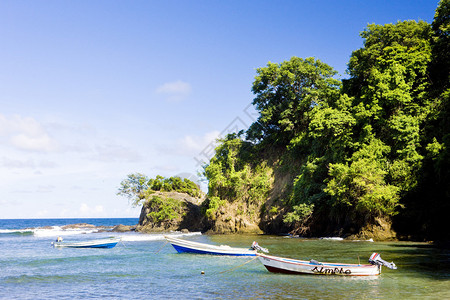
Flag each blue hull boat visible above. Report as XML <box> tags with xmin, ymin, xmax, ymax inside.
<box><xmin>165</xmin><ymin>236</ymin><xmax>257</xmax><ymax>256</ymax></box>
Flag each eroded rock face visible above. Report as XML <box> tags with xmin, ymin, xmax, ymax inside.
<box><xmin>205</xmin><ymin>218</ymin><xmax>262</xmax><ymax>234</ymax></box>
<box><xmin>346</xmin><ymin>218</ymin><xmax>397</xmax><ymax>241</ymax></box>
<box><xmin>135</xmin><ymin>190</ymin><xmax>397</xmax><ymax>240</ymax></box>
<box><xmin>203</xmin><ymin>201</ymin><xmax>263</xmax><ymax>234</ymax></box>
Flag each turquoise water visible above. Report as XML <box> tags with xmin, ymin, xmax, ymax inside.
<box><xmin>0</xmin><ymin>219</ymin><xmax>449</xmax><ymax>299</ymax></box>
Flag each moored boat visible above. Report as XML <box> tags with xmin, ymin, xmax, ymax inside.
<box><xmin>164</xmin><ymin>236</ymin><xmax>259</xmax><ymax>256</ymax></box>
<box><xmin>257</xmin><ymin>252</ymin><xmax>396</xmax><ymax>276</ymax></box>
<box><xmin>52</xmin><ymin>237</ymin><xmax>121</xmax><ymax>249</ymax></box>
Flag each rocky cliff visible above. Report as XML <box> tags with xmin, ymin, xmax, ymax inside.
<box><xmin>136</xmin><ymin>191</ymin><xmax>206</xmax><ymax>233</ymax></box>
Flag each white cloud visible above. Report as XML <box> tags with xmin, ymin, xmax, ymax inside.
<box><xmin>156</xmin><ymin>80</ymin><xmax>192</xmax><ymax>102</ymax></box>
<box><xmin>0</xmin><ymin>157</ymin><xmax>58</xmax><ymax>170</ymax></box>
<box><xmin>95</xmin><ymin>205</ymin><xmax>104</xmax><ymax>213</ymax></box>
<box><xmin>59</xmin><ymin>209</ymin><xmax>70</xmax><ymax>217</ymax></box>
<box><xmin>10</xmin><ymin>133</ymin><xmax>57</xmax><ymax>152</ymax></box>
<box><xmin>36</xmin><ymin>185</ymin><xmax>55</xmax><ymax>193</ymax></box>
<box><xmin>0</xmin><ymin>113</ymin><xmax>142</xmax><ymax>166</ymax></box>
<box><xmin>79</xmin><ymin>203</ymin><xmax>89</xmax><ymax>213</ymax></box>
<box><xmin>36</xmin><ymin>210</ymin><xmax>49</xmax><ymax>217</ymax></box>
<box><xmin>180</xmin><ymin>130</ymin><xmax>220</xmax><ymax>154</ymax></box>
<box><xmin>39</xmin><ymin>160</ymin><xmax>58</xmax><ymax>168</ymax></box>
<box><xmin>0</xmin><ymin>113</ymin><xmax>58</xmax><ymax>152</ymax></box>
<box><xmin>1</xmin><ymin>157</ymin><xmax>35</xmax><ymax>169</ymax></box>
<box><xmin>91</xmin><ymin>144</ymin><xmax>143</xmax><ymax>163</ymax></box>
<box><xmin>79</xmin><ymin>203</ymin><xmax>104</xmax><ymax>215</ymax></box>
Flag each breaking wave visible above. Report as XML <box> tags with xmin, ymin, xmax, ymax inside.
<box><xmin>119</xmin><ymin>231</ymin><xmax>202</xmax><ymax>242</ymax></box>
<box><xmin>0</xmin><ymin>229</ymin><xmax>34</xmax><ymax>236</ymax></box>
<box><xmin>0</xmin><ymin>225</ymin><xmax>103</xmax><ymax>237</ymax></box>
<box><xmin>0</xmin><ymin>225</ymin><xmax>202</xmax><ymax>241</ymax></box>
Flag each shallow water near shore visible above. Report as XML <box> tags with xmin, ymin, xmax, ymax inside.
<box><xmin>0</xmin><ymin>219</ymin><xmax>449</xmax><ymax>299</ymax></box>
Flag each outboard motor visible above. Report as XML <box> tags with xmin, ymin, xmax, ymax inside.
<box><xmin>251</xmin><ymin>241</ymin><xmax>269</xmax><ymax>253</ymax></box>
<box><xmin>369</xmin><ymin>252</ymin><xmax>397</xmax><ymax>269</ymax></box>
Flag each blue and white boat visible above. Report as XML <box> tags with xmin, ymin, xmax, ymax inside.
<box><xmin>165</xmin><ymin>236</ymin><xmax>259</xmax><ymax>256</ymax></box>
<box><xmin>52</xmin><ymin>237</ymin><xmax>121</xmax><ymax>249</ymax></box>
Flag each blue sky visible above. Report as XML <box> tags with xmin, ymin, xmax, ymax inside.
<box><xmin>0</xmin><ymin>0</ymin><xmax>438</xmax><ymax>219</ymax></box>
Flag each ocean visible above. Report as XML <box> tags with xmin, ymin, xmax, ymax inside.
<box><xmin>0</xmin><ymin>218</ymin><xmax>448</xmax><ymax>299</ymax></box>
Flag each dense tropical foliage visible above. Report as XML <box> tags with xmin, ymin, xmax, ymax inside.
<box><xmin>203</xmin><ymin>1</ymin><xmax>449</xmax><ymax>241</ymax></box>
<box><xmin>118</xmin><ymin>1</ymin><xmax>449</xmax><ymax>241</ymax></box>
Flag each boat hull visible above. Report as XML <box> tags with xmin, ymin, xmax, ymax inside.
<box><xmin>257</xmin><ymin>253</ymin><xmax>380</xmax><ymax>276</ymax></box>
<box><xmin>165</xmin><ymin>236</ymin><xmax>256</xmax><ymax>256</ymax></box>
<box><xmin>52</xmin><ymin>238</ymin><xmax>121</xmax><ymax>249</ymax></box>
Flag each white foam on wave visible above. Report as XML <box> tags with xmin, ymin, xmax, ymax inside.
<box><xmin>32</xmin><ymin>226</ymin><xmax>99</xmax><ymax>237</ymax></box>
<box><xmin>0</xmin><ymin>229</ymin><xmax>33</xmax><ymax>234</ymax></box>
<box><xmin>119</xmin><ymin>231</ymin><xmax>202</xmax><ymax>242</ymax></box>
<box><xmin>352</xmin><ymin>238</ymin><xmax>374</xmax><ymax>242</ymax></box>
<box><xmin>1</xmin><ymin>224</ymin><xmax>203</xmax><ymax>241</ymax></box>
<box><xmin>319</xmin><ymin>237</ymin><xmax>344</xmax><ymax>241</ymax></box>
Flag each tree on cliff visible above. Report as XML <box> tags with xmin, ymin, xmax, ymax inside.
<box><xmin>247</xmin><ymin>57</ymin><xmax>341</xmax><ymax>145</ymax></box>
<box><xmin>394</xmin><ymin>0</ymin><xmax>450</xmax><ymax>241</ymax></box>
<box><xmin>202</xmin><ymin>132</ymin><xmax>273</xmax><ymax>232</ymax></box>
<box><xmin>117</xmin><ymin>173</ymin><xmax>150</xmax><ymax>207</ymax></box>
<box><xmin>327</xmin><ymin>20</ymin><xmax>433</xmax><ymax>231</ymax></box>
<box><xmin>118</xmin><ymin>174</ymin><xmax>204</xmax><ymax>232</ymax></box>
<box><xmin>118</xmin><ymin>173</ymin><xmax>202</xmax><ymax>207</ymax></box>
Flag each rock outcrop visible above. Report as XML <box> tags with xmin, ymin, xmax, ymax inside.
<box><xmin>136</xmin><ymin>191</ymin><xmax>206</xmax><ymax>233</ymax></box>
<box><xmin>112</xmin><ymin>224</ymin><xmax>135</xmax><ymax>232</ymax></box>
<box><xmin>203</xmin><ymin>201</ymin><xmax>263</xmax><ymax>234</ymax></box>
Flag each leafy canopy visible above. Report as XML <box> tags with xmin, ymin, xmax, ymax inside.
<box><xmin>118</xmin><ymin>174</ymin><xmax>202</xmax><ymax>207</ymax></box>
<box><xmin>247</xmin><ymin>57</ymin><xmax>341</xmax><ymax>145</ymax></box>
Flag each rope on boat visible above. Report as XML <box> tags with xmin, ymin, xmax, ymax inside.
<box><xmin>217</xmin><ymin>256</ymin><xmax>258</xmax><ymax>275</ymax></box>
<box><xmin>154</xmin><ymin>240</ymin><xmax>168</xmax><ymax>254</ymax></box>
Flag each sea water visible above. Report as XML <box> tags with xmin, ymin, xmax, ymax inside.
<box><xmin>0</xmin><ymin>219</ymin><xmax>448</xmax><ymax>299</ymax></box>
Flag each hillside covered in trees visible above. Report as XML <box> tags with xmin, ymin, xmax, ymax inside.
<box><xmin>201</xmin><ymin>1</ymin><xmax>449</xmax><ymax>241</ymax></box>
<box><xmin>118</xmin><ymin>1</ymin><xmax>449</xmax><ymax>242</ymax></box>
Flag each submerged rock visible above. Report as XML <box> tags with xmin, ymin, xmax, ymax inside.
<box><xmin>112</xmin><ymin>224</ymin><xmax>135</xmax><ymax>232</ymax></box>
<box><xmin>61</xmin><ymin>223</ymin><xmax>96</xmax><ymax>229</ymax></box>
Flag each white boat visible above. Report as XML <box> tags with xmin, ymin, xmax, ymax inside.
<box><xmin>52</xmin><ymin>237</ymin><xmax>121</xmax><ymax>249</ymax></box>
<box><xmin>164</xmin><ymin>236</ymin><xmax>258</xmax><ymax>256</ymax></box>
<box><xmin>257</xmin><ymin>252</ymin><xmax>396</xmax><ymax>276</ymax></box>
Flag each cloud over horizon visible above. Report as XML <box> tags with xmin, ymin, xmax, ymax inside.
<box><xmin>0</xmin><ymin>113</ymin><xmax>58</xmax><ymax>152</ymax></box>
<box><xmin>156</xmin><ymin>80</ymin><xmax>192</xmax><ymax>102</ymax></box>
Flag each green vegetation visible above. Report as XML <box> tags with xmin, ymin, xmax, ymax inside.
<box><xmin>283</xmin><ymin>203</ymin><xmax>314</xmax><ymax>235</ymax></box>
<box><xmin>203</xmin><ymin>196</ymin><xmax>226</xmax><ymax>220</ymax></box>
<box><xmin>147</xmin><ymin>175</ymin><xmax>202</xmax><ymax>198</ymax></box>
<box><xmin>118</xmin><ymin>174</ymin><xmax>203</xmax><ymax>229</ymax></box>
<box><xmin>145</xmin><ymin>195</ymin><xmax>186</xmax><ymax>223</ymax></box>
<box><xmin>117</xmin><ymin>173</ymin><xmax>149</xmax><ymax>207</ymax></box>
<box><xmin>118</xmin><ymin>2</ymin><xmax>448</xmax><ymax>240</ymax></box>
<box><xmin>118</xmin><ymin>174</ymin><xmax>202</xmax><ymax>206</ymax></box>
<box><xmin>203</xmin><ymin>1</ymin><xmax>449</xmax><ymax>240</ymax></box>
<box><xmin>203</xmin><ymin>132</ymin><xmax>273</xmax><ymax>221</ymax></box>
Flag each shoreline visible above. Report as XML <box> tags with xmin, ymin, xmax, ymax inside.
<box><xmin>0</xmin><ymin>219</ymin><xmax>444</xmax><ymax>244</ymax></box>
